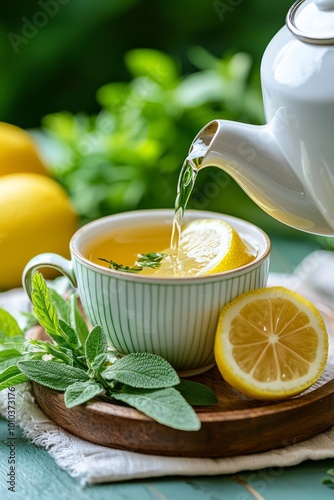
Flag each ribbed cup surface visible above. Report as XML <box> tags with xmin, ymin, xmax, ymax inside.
<box><xmin>74</xmin><ymin>258</ymin><xmax>269</xmax><ymax>371</ymax></box>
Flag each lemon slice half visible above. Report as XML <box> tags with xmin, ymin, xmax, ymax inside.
<box><xmin>149</xmin><ymin>219</ymin><xmax>255</xmax><ymax>277</ymax></box>
<box><xmin>214</xmin><ymin>286</ymin><xmax>329</xmax><ymax>400</ymax></box>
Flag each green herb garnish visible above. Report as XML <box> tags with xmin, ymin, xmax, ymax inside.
<box><xmin>323</xmin><ymin>468</ymin><xmax>334</xmax><ymax>487</ymax></box>
<box><xmin>0</xmin><ymin>272</ymin><xmax>217</xmax><ymax>431</ymax></box>
<box><xmin>98</xmin><ymin>251</ymin><xmax>166</xmax><ymax>273</ymax></box>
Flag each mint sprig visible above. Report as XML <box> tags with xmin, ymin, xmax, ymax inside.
<box><xmin>0</xmin><ymin>272</ymin><xmax>217</xmax><ymax>431</ymax></box>
<box><xmin>98</xmin><ymin>251</ymin><xmax>166</xmax><ymax>273</ymax></box>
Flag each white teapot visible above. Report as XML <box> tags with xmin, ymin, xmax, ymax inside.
<box><xmin>193</xmin><ymin>0</ymin><xmax>334</xmax><ymax>235</ymax></box>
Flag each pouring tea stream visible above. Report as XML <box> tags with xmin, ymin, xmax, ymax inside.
<box><xmin>188</xmin><ymin>0</ymin><xmax>334</xmax><ymax>236</ymax></box>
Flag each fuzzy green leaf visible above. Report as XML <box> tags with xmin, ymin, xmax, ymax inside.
<box><xmin>49</xmin><ymin>288</ymin><xmax>70</xmax><ymax>323</ymax></box>
<box><xmin>0</xmin><ymin>308</ymin><xmax>24</xmax><ymax>344</ymax></box>
<box><xmin>101</xmin><ymin>352</ymin><xmax>179</xmax><ymax>389</ymax></box>
<box><xmin>0</xmin><ymin>348</ymin><xmax>24</xmax><ymax>372</ymax></box>
<box><xmin>64</xmin><ymin>380</ymin><xmax>103</xmax><ymax>408</ymax></box>
<box><xmin>85</xmin><ymin>325</ymin><xmax>107</xmax><ymax>368</ymax></box>
<box><xmin>24</xmin><ymin>340</ymin><xmax>73</xmax><ymax>367</ymax></box>
<box><xmin>46</xmin><ymin>344</ymin><xmax>73</xmax><ymax>366</ymax></box>
<box><xmin>59</xmin><ymin>320</ymin><xmax>79</xmax><ymax>350</ymax></box>
<box><xmin>0</xmin><ymin>348</ymin><xmax>22</xmax><ymax>359</ymax></box>
<box><xmin>0</xmin><ymin>365</ymin><xmax>29</xmax><ymax>391</ymax></box>
<box><xmin>17</xmin><ymin>360</ymin><xmax>88</xmax><ymax>391</ymax></box>
<box><xmin>90</xmin><ymin>353</ymin><xmax>107</xmax><ymax>374</ymax></box>
<box><xmin>112</xmin><ymin>386</ymin><xmax>200</xmax><ymax>431</ymax></box>
<box><xmin>176</xmin><ymin>379</ymin><xmax>218</xmax><ymax>406</ymax></box>
<box><xmin>31</xmin><ymin>273</ymin><xmax>61</xmax><ymax>342</ymax></box>
<box><xmin>70</xmin><ymin>295</ymin><xmax>89</xmax><ymax>346</ymax></box>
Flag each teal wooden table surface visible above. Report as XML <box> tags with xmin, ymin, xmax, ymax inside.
<box><xmin>1</xmin><ymin>236</ymin><xmax>334</xmax><ymax>500</ymax></box>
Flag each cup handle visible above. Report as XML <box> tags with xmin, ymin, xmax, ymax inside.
<box><xmin>22</xmin><ymin>253</ymin><xmax>77</xmax><ymax>300</ymax></box>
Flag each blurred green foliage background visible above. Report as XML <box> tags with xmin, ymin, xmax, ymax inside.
<box><xmin>1</xmin><ymin>0</ymin><xmax>313</xmax><ymax>240</ymax></box>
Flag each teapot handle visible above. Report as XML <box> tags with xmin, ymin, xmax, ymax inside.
<box><xmin>22</xmin><ymin>253</ymin><xmax>77</xmax><ymax>300</ymax></box>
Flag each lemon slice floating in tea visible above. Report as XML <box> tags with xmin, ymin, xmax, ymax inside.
<box><xmin>146</xmin><ymin>219</ymin><xmax>255</xmax><ymax>277</ymax></box>
<box><xmin>214</xmin><ymin>286</ymin><xmax>329</xmax><ymax>400</ymax></box>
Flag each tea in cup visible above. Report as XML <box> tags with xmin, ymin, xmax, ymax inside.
<box><xmin>23</xmin><ymin>209</ymin><xmax>271</xmax><ymax>376</ymax></box>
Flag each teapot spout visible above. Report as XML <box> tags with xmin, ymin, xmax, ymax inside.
<box><xmin>192</xmin><ymin>119</ymin><xmax>333</xmax><ymax>235</ymax></box>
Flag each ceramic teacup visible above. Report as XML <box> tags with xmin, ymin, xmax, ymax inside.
<box><xmin>23</xmin><ymin>209</ymin><xmax>271</xmax><ymax>376</ymax></box>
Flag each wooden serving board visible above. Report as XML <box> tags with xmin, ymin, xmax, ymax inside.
<box><xmin>31</xmin><ymin>298</ymin><xmax>334</xmax><ymax>458</ymax></box>
<box><xmin>32</xmin><ymin>366</ymin><xmax>334</xmax><ymax>458</ymax></box>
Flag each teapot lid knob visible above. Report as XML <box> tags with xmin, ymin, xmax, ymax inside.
<box><xmin>287</xmin><ymin>0</ymin><xmax>334</xmax><ymax>44</ymax></box>
<box><xmin>315</xmin><ymin>0</ymin><xmax>334</xmax><ymax>10</ymax></box>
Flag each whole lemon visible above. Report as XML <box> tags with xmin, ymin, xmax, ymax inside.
<box><xmin>0</xmin><ymin>122</ymin><xmax>49</xmax><ymax>177</ymax></box>
<box><xmin>0</xmin><ymin>173</ymin><xmax>77</xmax><ymax>290</ymax></box>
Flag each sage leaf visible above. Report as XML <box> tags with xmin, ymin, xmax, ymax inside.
<box><xmin>23</xmin><ymin>340</ymin><xmax>69</xmax><ymax>360</ymax></box>
<box><xmin>59</xmin><ymin>320</ymin><xmax>79</xmax><ymax>350</ymax></box>
<box><xmin>101</xmin><ymin>352</ymin><xmax>179</xmax><ymax>389</ymax></box>
<box><xmin>0</xmin><ymin>365</ymin><xmax>29</xmax><ymax>391</ymax></box>
<box><xmin>45</xmin><ymin>344</ymin><xmax>73</xmax><ymax>366</ymax></box>
<box><xmin>0</xmin><ymin>348</ymin><xmax>24</xmax><ymax>372</ymax></box>
<box><xmin>85</xmin><ymin>325</ymin><xmax>107</xmax><ymax>368</ymax></box>
<box><xmin>70</xmin><ymin>295</ymin><xmax>89</xmax><ymax>346</ymax></box>
<box><xmin>17</xmin><ymin>360</ymin><xmax>88</xmax><ymax>391</ymax></box>
<box><xmin>49</xmin><ymin>288</ymin><xmax>70</xmax><ymax>323</ymax></box>
<box><xmin>31</xmin><ymin>273</ymin><xmax>62</xmax><ymax>343</ymax></box>
<box><xmin>112</xmin><ymin>386</ymin><xmax>201</xmax><ymax>431</ymax></box>
<box><xmin>176</xmin><ymin>379</ymin><xmax>218</xmax><ymax>406</ymax></box>
<box><xmin>0</xmin><ymin>348</ymin><xmax>22</xmax><ymax>359</ymax></box>
<box><xmin>0</xmin><ymin>308</ymin><xmax>24</xmax><ymax>344</ymax></box>
<box><xmin>90</xmin><ymin>352</ymin><xmax>107</xmax><ymax>374</ymax></box>
<box><xmin>64</xmin><ymin>380</ymin><xmax>103</xmax><ymax>408</ymax></box>
<box><xmin>23</xmin><ymin>339</ymin><xmax>48</xmax><ymax>354</ymax></box>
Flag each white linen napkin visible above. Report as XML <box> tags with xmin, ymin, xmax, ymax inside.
<box><xmin>1</xmin><ymin>250</ymin><xmax>334</xmax><ymax>485</ymax></box>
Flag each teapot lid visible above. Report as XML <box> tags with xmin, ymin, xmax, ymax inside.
<box><xmin>287</xmin><ymin>0</ymin><xmax>334</xmax><ymax>44</ymax></box>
